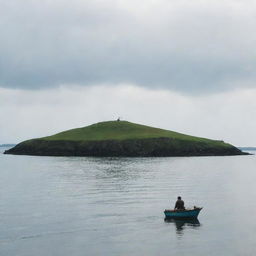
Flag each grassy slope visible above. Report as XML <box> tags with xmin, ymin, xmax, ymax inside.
<box><xmin>38</xmin><ymin>121</ymin><xmax>231</xmax><ymax>148</ymax></box>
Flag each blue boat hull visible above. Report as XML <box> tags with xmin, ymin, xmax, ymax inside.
<box><xmin>164</xmin><ymin>208</ymin><xmax>202</xmax><ymax>219</ymax></box>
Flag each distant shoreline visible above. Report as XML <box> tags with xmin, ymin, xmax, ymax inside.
<box><xmin>0</xmin><ymin>144</ymin><xmax>16</xmax><ymax>147</ymax></box>
<box><xmin>239</xmin><ymin>147</ymin><xmax>256</xmax><ymax>151</ymax></box>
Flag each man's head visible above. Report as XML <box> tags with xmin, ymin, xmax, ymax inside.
<box><xmin>177</xmin><ymin>196</ymin><xmax>181</xmax><ymax>200</ymax></box>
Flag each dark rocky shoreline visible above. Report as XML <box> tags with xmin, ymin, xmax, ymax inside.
<box><xmin>4</xmin><ymin>138</ymin><xmax>248</xmax><ymax>157</ymax></box>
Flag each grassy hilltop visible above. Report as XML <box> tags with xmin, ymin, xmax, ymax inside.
<box><xmin>5</xmin><ymin>120</ymin><xmax>246</xmax><ymax>157</ymax></box>
<box><xmin>42</xmin><ymin>121</ymin><xmax>227</xmax><ymax>144</ymax></box>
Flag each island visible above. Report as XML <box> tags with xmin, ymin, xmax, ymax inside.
<box><xmin>4</xmin><ymin>120</ymin><xmax>247</xmax><ymax>157</ymax></box>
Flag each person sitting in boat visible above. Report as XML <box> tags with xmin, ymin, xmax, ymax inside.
<box><xmin>174</xmin><ymin>196</ymin><xmax>185</xmax><ymax>210</ymax></box>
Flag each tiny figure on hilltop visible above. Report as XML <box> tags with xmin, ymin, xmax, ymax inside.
<box><xmin>174</xmin><ymin>196</ymin><xmax>185</xmax><ymax>210</ymax></box>
<box><xmin>117</xmin><ymin>117</ymin><xmax>121</xmax><ymax>121</ymax></box>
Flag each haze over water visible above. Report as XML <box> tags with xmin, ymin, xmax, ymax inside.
<box><xmin>1</xmin><ymin>147</ymin><xmax>256</xmax><ymax>256</ymax></box>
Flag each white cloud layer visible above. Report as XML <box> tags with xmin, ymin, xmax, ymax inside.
<box><xmin>1</xmin><ymin>0</ymin><xmax>256</xmax><ymax>93</ymax></box>
<box><xmin>1</xmin><ymin>85</ymin><xmax>255</xmax><ymax>146</ymax></box>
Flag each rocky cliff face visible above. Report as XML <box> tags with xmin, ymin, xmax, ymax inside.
<box><xmin>4</xmin><ymin>137</ymin><xmax>246</xmax><ymax>157</ymax></box>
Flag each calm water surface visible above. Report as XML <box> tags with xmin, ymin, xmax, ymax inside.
<box><xmin>1</xmin><ymin>147</ymin><xmax>256</xmax><ymax>256</ymax></box>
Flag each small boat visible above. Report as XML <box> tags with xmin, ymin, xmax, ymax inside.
<box><xmin>164</xmin><ymin>207</ymin><xmax>202</xmax><ymax>219</ymax></box>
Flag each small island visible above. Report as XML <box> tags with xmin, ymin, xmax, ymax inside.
<box><xmin>4</xmin><ymin>120</ymin><xmax>247</xmax><ymax>157</ymax></box>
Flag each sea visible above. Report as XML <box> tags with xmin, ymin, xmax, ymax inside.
<box><xmin>1</xmin><ymin>146</ymin><xmax>256</xmax><ymax>256</ymax></box>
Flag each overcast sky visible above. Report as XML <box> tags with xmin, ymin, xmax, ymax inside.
<box><xmin>1</xmin><ymin>0</ymin><xmax>256</xmax><ymax>146</ymax></box>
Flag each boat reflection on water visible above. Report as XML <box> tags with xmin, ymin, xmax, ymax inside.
<box><xmin>164</xmin><ymin>218</ymin><xmax>201</xmax><ymax>235</ymax></box>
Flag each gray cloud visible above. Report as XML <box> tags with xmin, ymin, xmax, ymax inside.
<box><xmin>1</xmin><ymin>0</ymin><xmax>256</xmax><ymax>93</ymax></box>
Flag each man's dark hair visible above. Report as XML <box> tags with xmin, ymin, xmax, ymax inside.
<box><xmin>177</xmin><ymin>196</ymin><xmax>181</xmax><ymax>200</ymax></box>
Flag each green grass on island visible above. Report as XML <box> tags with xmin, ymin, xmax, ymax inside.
<box><xmin>40</xmin><ymin>120</ymin><xmax>230</xmax><ymax>148</ymax></box>
<box><xmin>5</xmin><ymin>120</ymin><xmax>245</xmax><ymax>156</ymax></box>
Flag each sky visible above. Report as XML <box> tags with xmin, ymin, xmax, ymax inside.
<box><xmin>1</xmin><ymin>0</ymin><xmax>256</xmax><ymax>146</ymax></box>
